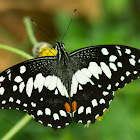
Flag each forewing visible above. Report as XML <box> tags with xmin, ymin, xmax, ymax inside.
<box><xmin>69</xmin><ymin>45</ymin><xmax>140</xmax><ymax>124</ymax></box>
<box><xmin>0</xmin><ymin>57</ymin><xmax>72</xmax><ymax>130</ymax></box>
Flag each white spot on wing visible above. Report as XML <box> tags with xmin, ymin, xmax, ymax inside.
<box><xmin>0</xmin><ymin>76</ymin><xmax>5</xmax><ymax>82</ymax></box>
<box><xmin>48</xmin><ymin>124</ymin><xmax>52</xmax><ymax>127</ymax></box>
<box><xmin>16</xmin><ymin>99</ymin><xmax>21</xmax><ymax>104</ymax></box>
<box><xmin>78</xmin><ymin>106</ymin><xmax>84</xmax><ymax>114</ymax></box>
<box><xmin>71</xmin><ymin>69</ymin><xmax>94</xmax><ymax>97</ymax></box>
<box><xmin>0</xmin><ymin>87</ymin><xmax>5</xmax><ymax>95</ymax></box>
<box><xmin>88</xmin><ymin>62</ymin><xmax>102</xmax><ymax>79</ymax></box>
<box><xmin>75</xmin><ymin>70</ymin><xmax>91</xmax><ymax>85</ymax></box>
<box><xmin>71</xmin><ymin>75</ymin><xmax>78</xmax><ymax>97</ymax></box>
<box><xmin>98</xmin><ymin>84</ymin><xmax>102</xmax><ymax>88</ymax></box>
<box><xmin>102</xmin><ymin>91</ymin><xmax>109</xmax><ymax>96</ymax></box>
<box><xmin>53</xmin><ymin>113</ymin><xmax>59</xmax><ymax>120</ymax></box>
<box><xmin>86</xmin><ymin>107</ymin><xmax>91</xmax><ymax>114</ymax></box>
<box><xmin>116</xmin><ymin>45</ymin><xmax>121</xmax><ymax>50</ymax></box>
<box><xmin>19</xmin><ymin>82</ymin><xmax>25</xmax><ymax>93</ymax></box>
<box><xmin>54</xmin><ymin>89</ymin><xmax>58</xmax><ymax>95</ymax></box>
<box><xmin>103</xmin><ymin>108</ymin><xmax>107</xmax><ymax>113</ymax></box>
<box><xmin>59</xmin><ymin>110</ymin><xmax>67</xmax><ymax>117</ymax></box>
<box><xmin>44</xmin><ymin>76</ymin><xmax>52</xmax><ymax>88</ymax></box>
<box><xmin>126</xmin><ymin>71</ymin><xmax>130</xmax><ymax>76</ymax></box>
<box><xmin>38</xmin><ymin>120</ymin><xmax>43</xmax><ymax>124</ymax></box>
<box><xmin>100</xmin><ymin>62</ymin><xmax>112</xmax><ymax>79</ymax></box>
<box><xmin>120</xmin><ymin>76</ymin><xmax>125</xmax><ymax>81</ymax></box>
<box><xmin>8</xmin><ymin>73</ymin><xmax>11</xmax><ymax>81</ymax></box>
<box><xmin>57</xmin><ymin>78</ymin><xmax>68</xmax><ymax>97</ymax></box>
<box><xmin>37</xmin><ymin>110</ymin><xmax>43</xmax><ymax>116</ymax></box>
<box><xmin>117</xmin><ymin>62</ymin><xmax>122</xmax><ymax>67</ymax></box>
<box><xmin>65</xmin><ymin>123</ymin><xmax>69</xmax><ymax>126</ymax></box>
<box><xmin>9</xmin><ymin>97</ymin><xmax>14</xmax><ymax>102</ymax></box>
<box><xmin>45</xmin><ymin>108</ymin><xmax>51</xmax><ymax>115</ymax></box>
<box><xmin>125</xmin><ymin>48</ymin><xmax>131</xmax><ymax>54</ymax></box>
<box><xmin>6</xmin><ymin>69</ymin><xmax>11</xmax><ymax>74</ymax></box>
<box><xmin>131</xmin><ymin>55</ymin><xmax>135</xmax><ymax>59</ymax></box>
<box><xmin>109</xmin><ymin>55</ymin><xmax>117</xmax><ymax>62</ymax></box>
<box><xmin>99</xmin><ymin>98</ymin><xmax>105</xmax><ymax>104</ymax></box>
<box><xmin>80</xmin><ymin>69</ymin><xmax>95</xmax><ymax>85</ymax></box>
<box><xmin>14</xmin><ymin>76</ymin><xmax>23</xmax><ymax>83</ymax></box>
<box><xmin>107</xmin><ymin>84</ymin><xmax>111</xmax><ymax>90</ymax></box>
<box><xmin>101</xmin><ymin>48</ymin><xmax>109</xmax><ymax>55</ymax></box>
<box><xmin>13</xmin><ymin>85</ymin><xmax>17</xmax><ymax>91</ymax></box>
<box><xmin>34</xmin><ymin>73</ymin><xmax>45</xmax><ymax>92</ymax></box>
<box><xmin>31</xmin><ymin>102</ymin><xmax>36</xmax><ymax>107</ymax></box>
<box><xmin>79</xmin><ymin>85</ymin><xmax>83</xmax><ymax>90</ymax></box>
<box><xmin>87</xmin><ymin>120</ymin><xmax>91</xmax><ymax>123</ymax></box>
<box><xmin>20</xmin><ymin>65</ymin><xmax>26</xmax><ymax>74</ymax></box>
<box><xmin>95</xmin><ymin>114</ymin><xmax>99</xmax><ymax>119</ymax></box>
<box><xmin>109</xmin><ymin>100</ymin><xmax>112</xmax><ymax>104</ymax></box>
<box><xmin>115</xmin><ymin>82</ymin><xmax>119</xmax><ymax>87</ymax></box>
<box><xmin>48</xmin><ymin>75</ymin><xmax>57</xmax><ymax>90</ymax></box>
<box><xmin>26</xmin><ymin>77</ymin><xmax>33</xmax><ymax>97</ymax></box>
<box><xmin>133</xmin><ymin>71</ymin><xmax>138</xmax><ymax>74</ymax></box>
<box><xmin>1</xmin><ymin>100</ymin><xmax>6</xmax><ymax>104</ymax></box>
<box><xmin>81</xmin><ymin>68</ymin><xmax>92</xmax><ymax>78</ymax></box>
<box><xmin>117</xmin><ymin>50</ymin><xmax>122</xmax><ymax>56</ymax></box>
<box><xmin>109</xmin><ymin>63</ymin><xmax>117</xmax><ymax>71</ymax></box>
<box><xmin>23</xmin><ymin>103</ymin><xmax>27</xmax><ymax>107</ymax></box>
<box><xmin>78</xmin><ymin>120</ymin><xmax>82</xmax><ymax>123</ymax></box>
<box><xmin>91</xmin><ymin>99</ymin><xmax>98</xmax><ymax>107</ymax></box>
<box><xmin>129</xmin><ymin>58</ymin><xmax>136</xmax><ymax>66</ymax></box>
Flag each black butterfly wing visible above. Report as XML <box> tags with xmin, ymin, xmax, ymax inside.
<box><xmin>69</xmin><ymin>45</ymin><xmax>140</xmax><ymax>124</ymax></box>
<box><xmin>0</xmin><ymin>57</ymin><xmax>72</xmax><ymax>130</ymax></box>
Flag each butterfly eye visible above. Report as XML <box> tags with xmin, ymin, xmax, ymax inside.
<box><xmin>54</xmin><ymin>43</ymin><xmax>59</xmax><ymax>52</ymax></box>
<box><xmin>62</xmin><ymin>43</ymin><xmax>65</xmax><ymax>48</ymax></box>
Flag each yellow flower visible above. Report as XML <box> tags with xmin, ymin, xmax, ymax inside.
<box><xmin>39</xmin><ymin>46</ymin><xmax>57</xmax><ymax>57</ymax></box>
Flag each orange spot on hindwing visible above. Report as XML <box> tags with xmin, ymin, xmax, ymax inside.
<box><xmin>72</xmin><ymin>101</ymin><xmax>77</xmax><ymax>112</ymax></box>
<box><xmin>64</xmin><ymin>102</ymin><xmax>71</xmax><ymax>113</ymax></box>
<box><xmin>64</xmin><ymin>101</ymin><xmax>77</xmax><ymax>113</ymax></box>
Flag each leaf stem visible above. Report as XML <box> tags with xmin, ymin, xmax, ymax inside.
<box><xmin>1</xmin><ymin>114</ymin><xmax>32</xmax><ymax>140</ymax></box>
<box><xmin>0</xmin><ymin>44</ymin><xmax>33</xmax><ymax>59</ymax></box>
<box><xmin>23</xmin><ymin>17</ymin><xmax>38</xmax><ymax>45</ymax></box>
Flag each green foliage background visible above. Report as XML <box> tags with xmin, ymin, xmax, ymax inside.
<box><xmin>0</xmin><ymin>0</ymin><xmax>140</xmax><ymax>139</ymax></box>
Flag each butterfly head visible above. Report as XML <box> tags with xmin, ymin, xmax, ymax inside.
<box><xmin>54</xmin><ymin>42</ymin><xmax>68</xmax><ymax>60</ymax></box>
<box><xmin>54</xmin><ymin>42</ymin><xmax>65</xmax><ymax>50</ymax></box>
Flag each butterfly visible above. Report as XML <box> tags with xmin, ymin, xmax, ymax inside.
<box><xmin>0</xmin><ymin>42</ymin><xmax>140</xmax><ymax>130</ymax></box>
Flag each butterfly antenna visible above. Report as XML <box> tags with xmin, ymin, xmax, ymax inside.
<box><xmin>61</xmin><ymin>9</ymin><xmax>77</xmax><ymax>42</ymax></box>
<box><xmin>31</xmin><ymin>19</ymin><xmax>57</xmax><ymax>43</ymax></box>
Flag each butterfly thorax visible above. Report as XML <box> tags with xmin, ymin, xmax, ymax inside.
<box><xmin>54</xmin><ymin>42</ymin><xmax>73</xmax><ymax>78</ymax></box>
<box><xmin>53</xmin><ymin>42</ymin><xmax>73</xmax><ymax>89</ymax></box>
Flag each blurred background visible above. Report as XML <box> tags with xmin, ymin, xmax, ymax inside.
<box><xmin>0</xmin><ymin>0</ymin><xmax>140</xmax><ymax>139</ymax></box>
